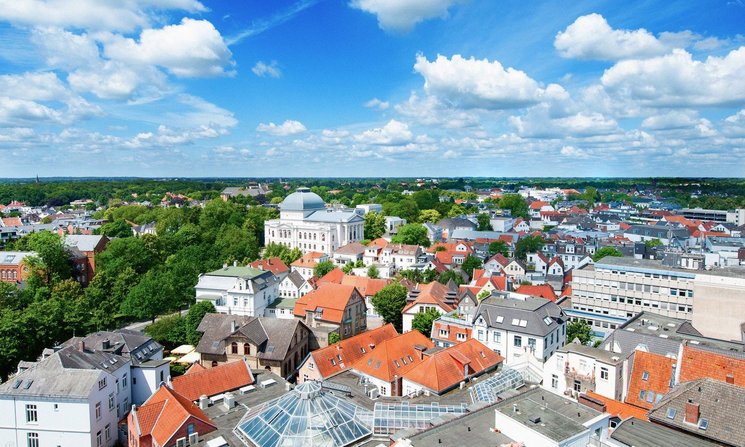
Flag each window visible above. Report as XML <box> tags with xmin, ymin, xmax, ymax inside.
<box><xmin>642</xmin><ymin>371</ymin><xmax>649</xmax><ymax>381</ymax></box>
<box><xmin>456</xmin><ymin>333</ymin><xmax>466</xmax><ymax>341</ymax></box>
<box><xmin>380</xmin><ymin>386</ymin><xmax>387</xmax><ymax>395</ymax></box>
<box><xmin>231</xmin><ymin>342</ymin><xmax>238</xmax><ymax>354</ymax></box>
<box><xmin>105</xmin><ymin>424</ymin><xmax>111</xmax><ymax>441</ymax></box>
<box><xmin>493</xmin><ymin>331</ymin><xmax>501</xmax><ymax>343</ymax></box>
<box><xmin>646</xmin><ymin>391</ymin><xmax>655</xmax><ymax>403</ymax></box>
<box><xmin>95</xmin><ymin>402</ymin><xmax>102</xmax><ymax>420</ymax></box>
<box><xmin>98</xmin><ymin>377</ymin><xmax>107</xmax><ymax>390</ymax></box>
<box><xmin>528</xmin><ymin>338</ymin><xmax>536</xmax><ymax>350</ymax></box>
<box><xmin>551</xmin><ymin>374</ymin><xmax>558</xmax><ymax>389</ymax></box>
<box><xmin>188</xmin><ymin>423</ymin><xmax>195</xmax><ymax>435</ymax></box>
<box><xmin>25</xmin><ymin>404</ymin><xmax>37</xmax><ymax>423</ymax></box>
<box><xmin>666</xmin><ymin>407</ymin><xmax>677</xmax><ymax>419</ymax></box>
<box><xmin>514</xmin><ymin>335</ymin><xmax>522</xmax><ymax>348</ymax></box>
<box><xmin>122</xmin><ymin>373</ymin><xmax>128</xmax><ymax>388</ymax></box>
<box><xmin>27</xmin><ymin>433</ymin><xmax>39</xmax><ymax>447</ymax></box>
<box><xmin>108</xmin><ymin>393</ymin><xmax>115</xmax><ymax>410</ymax></box>
<box><xmin>573</xmin><ymin>380</ymin><xmax>581</xmax><ymax>392</ymax></box>
<box><xmin>96</xmin><ymin>431</ymin><xmax>102</xmax><ymax>447</ymax></box>
<box><xmin>477</xmin><ymin>330</ymin><xmax>484</xmax><ymax>341</ymax></box>
<box><xmin>699</xmin><ymin>418</ymin><xmax>709</xmax><ymax>430</ymax></box>
<box><xmin>639</xmin><ymin>390</ymin><xmax>646</xmax><ymax>400</ymax></box>
<box><xmin>244</xmin><ymin>343</ymin><xmax>251</xmax><ymax>355</ymax></box>
<box><xmin>600</xmin><ymin>367</ymin><xmax>609</xmax><ymax>380</ymax></box>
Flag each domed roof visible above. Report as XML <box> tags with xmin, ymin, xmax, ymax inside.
<box><xmin>280</xmin><ymin>187</ymin><xmax>326</xmax><ymax>211</ymax></box>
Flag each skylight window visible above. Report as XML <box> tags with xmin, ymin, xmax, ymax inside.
<box><xmin>642</xmin><ymin>371</ymin><xmax>649</xmax><ymax>381</ymax></box>
<box><xmin>698</xmin><ymin>418</ymin><xmax>708</xmax><ymax>430</ymax></box>
<box><xmin>511</xmin><ymin>318</ymin><xmax>520</xmax><ymax>326</ymax></box>
<box><xmin>519</xmin><ymin>320</ymin><xmax>528</xmax><ymax>327</ymax></box>
<box><xmin>543</xmin><ymin>316</ymin><xmax>553</xmax><ymax>325</ymax></box>
<box><xmin>666</xmin><ymin>408</ymin><xmax>676</xmax><ymax>419</ymax></box>
<box><xmin>496</xmin><ymin>316</ymin><xmax>504</xmax><ymax>323</ymax></box>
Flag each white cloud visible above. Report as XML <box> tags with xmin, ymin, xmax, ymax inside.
<box><xmin>395</xmin><ymin>92</ymin><xmax>480</xmax><ymax>128</ymax></box>
<box><xmin>641</xmin><ymin>111</ymin><xmax>700</xmax><ymax>130</ymax></box>
<box><xmin>0</xmin><ymin>0</ymin><xmax>206</xmax><ymax>32</ymax></box>
<box><xmin>443</xmin><ymin>149</ymin><xmax>459</xmax><ymax>159</ymax></box>
<box><xmin>601</xmin><ymin>47</ymin><xmax>745</xmax><ymax>107</ymax></box>
<box><xmin>560</xmin><ymin>145</ymin><xmax>590</xmax><ymax>158</ymax></box>
<box><xmin>350</xmin><ymin>0</ymin><xmax>460</xmax><ymax>32</ymax></box>
<box><xmin>30</xmin><ymin>28</ymin><xmax>100</xmax><ymax>70</ymax></box>
<box><xmin>413</xmin><ymin>54</ymin><xmax>566</xmax><ymax>109</ymax></box>
<box><xmin>68</xmin><ymin>60</ymin><xmax>168</xmax><ymax>100</ymax></box>
<box><xmin>555</xmin><ymin>13</ymin><xmax>667</xmax><ymax>61</ymax></box>
<box><xmin>723</xmin><ymin>109</ymin><xmax>745</xmax><ymax>137</ymax></box>
<box><xmin>252</xmin><ymin>60</ymin><xmax>282</xmax><ymax>78</ymax></box>
<box><xmin>256</xmin><ymin>120</ymin><xmax>307</xmax><ymax>136</ymax></box>
<box><xmin>355</xmin><ymin>119</ymin><xmax>413</xmax><ymax>145</ymax></box>
<box><xmin>364</xmin><ymin>98</ymin><xmax>390</xmax><ymax>110</ymax></box>
<box><xmin>103</xmin><ymin>18</ymin><xmax>234</xmax><ymax>77</ymax></box>
<box><xmin>510</xmin><ymin>110</ymin><xmax>618</xmax><ymax>138</ymax></box>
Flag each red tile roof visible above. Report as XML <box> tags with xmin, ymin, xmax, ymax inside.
<box><xmin>432</xmin><ymin>320</ymin><xmax>472</xmax><ymax>345</ymax></box>
<box><xmin>340</xmin><ymin>275</ymin><xmax>391</xmax><ymax>297</ymax></box>
<box><xmin>248</xmin><ymin>257</ymin><xmax>289</xmax><ymax>276</ymax></box>
<box><xmin>318</xmin><ymin>268</ymin><xmax>345</xmax><ymax>284</ymax></box>
<box><xmin>679</xmin><ymin>345</ymin><xmax>745</xmax><ymax>386</ymax></box>
<box><xmin>515</xmin><ymin>284</ymin><xmax>558</xmax><ymax>302</ymax></box>
<box><xmin>293</xmin><ymin>283</ymin><xmax>359</xmax><ymax>323</ymax></box>
<box><xmin>625</xmin><ymin>350</ymin><xmax>675</xmax><ymax>410</ymax></box>
<box><xmin>171</xmin><ymin>359</ymin><xmax>254</xmax><ymax>401</ymax></box>
<box><xmin>1</xmin><ymin>217</ymin><xmax>21</xmax><ymax>227</ymax></box>
<box><xmin>131</xmin><ymin>385</ymin><xmax>216</xmax><ymax>447</ymax></box>
<box><xmin>403</xmin><ymin>339</ymin><xmax>503</xmax><ymax>393</ymax></box>
<box><xmin>529</xmin><ymin>201</ymin><xmax>549</xmax><ymax>210</ymax></box>
<box><xmin>184</xmin><ymin>363</ymin><xmax>206</xmax><ymax>375</ymax></box>
<box><xmin>291</xmin><ymin>252</ymin><xmax>325</xmax><ymax>268</ymax></box>
<box><xmin>585</xmin><ymin>391</ymin><xmax>648</xmax><ymax>421</ymax></box>
<box><xmin>402</xmin><ymin>281</ymin><xmax>458</xmax><ymax>313</ymax></box>
<box><xmin>352</xmin><ymin>330</ymin><xmax>434</xmax><ymax>382</ymax></box>
<box><xmin>308</xmin><ymin>324</ymin><xmax>399</xmax><ymax>379</ymax></box>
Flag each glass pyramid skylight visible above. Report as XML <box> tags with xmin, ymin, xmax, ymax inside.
<box><xmin>234</xmin><ymin>381</ymin><xmax>373</xmax><ymax>447</ymax></box>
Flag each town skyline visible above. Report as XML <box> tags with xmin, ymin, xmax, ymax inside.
<box><xmin>1</xmin><ymin>1</ymin><xmax>745</xmax><ymax>177</ymax></box>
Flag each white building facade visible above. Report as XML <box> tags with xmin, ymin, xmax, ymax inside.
<box><xmin>264</xmin><ymin>188</ymin><xmax>365</xmax><ymax>255</ymax></box>
<box><xmin>195</xmin><ymin>265</ymin><xmax>280</xmax><ymax>317</ymax></box>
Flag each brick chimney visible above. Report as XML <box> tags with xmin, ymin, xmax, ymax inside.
<box><xmin>726</xmin><ymin>374</ymin><xmax>735</xmax><ymax>385</ymax></box>
<box><xmin>77</xmin><ymin>340</ymin><xmax>86</xmax><ymax>352</ymax></box>
<box><xmin>684</xmin><ymin>400</ymin><xmax>700</xmax><ymax>424</ymax></box>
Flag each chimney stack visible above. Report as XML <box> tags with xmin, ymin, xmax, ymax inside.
<box><xmin>223</xmin><ymin>263</ymin><xmax>228</xmax><ymax>270</ymax></box>
<box><xmin>726</xmin><ymin>374</ymin><xmax>735</xmax><ymax>384</ymax></box>
<box><xmin>77</xmin><ymin>340</ymin><xmax>85</xmax><ymax>352</ymax></box>
<box><xmin>233</xmin><ymin>260</ymin><xmax>238</xmax><ymax>267</ymax></box>
<box><xmin>231</xmin><ymin>320</ymin><xmax>237</xmax><ymax>333</ymax></box>
<box><xmin>684</xmin><ymin>400</ymin><xmax>700</xmax><ymax>424</ymax></box>
<box><xmin>166</xmin><ymin>375</ymin><xmax>172</xmax><ymax>388</ymax></box>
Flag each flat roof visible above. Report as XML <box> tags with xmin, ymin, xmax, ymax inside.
<box><xmin>611</xmin><ymin>417</ymin><xmax>718</xmax><ymax>447</ymax></box>
<box><xmin>205</xmin><ymin>266</ymin><xmax>266</xmax><ymax>278</ymax></box>
<box><xmin>494</xmin><ymin>387</ymin><xmax>602</xmax><ymax>442</ymax></box>
<box><xmin>594</xmin><ymin>256</ymin><xmax>745</xmax><ymax>279</ymax></box>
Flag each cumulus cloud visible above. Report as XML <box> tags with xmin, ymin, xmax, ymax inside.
<box><xmin>355</xmin><ymin>119</ymin><xmax>413</xmax><ymax>145</ymax></box>
<box><xmin>365</xmin><ymin>98</ymin><xmax>390</xmax><ymax>110</ymax></box>
<box><xmin>413</xmin><ymin>54</ymin><xmax>566</xmax><ymax>109</ymax></box>
<box><xmin>30</xmin><ymin>28</ymin><xmax>100</xmax><ymax>70</ymax></box>
<box><xmin>103</xmin><ymin>18</ymin><xmax>234</xmax><ymax>77</ymax></box>
<box><xmin>252</xmin><ymin>60</ymin><xmax>282</xmax><ymax>78</ymax></box>
<box><xmin>350</xmin><ymin>0</ymin><xmax>460</xmax><ymax>32</ymax></box>
<box><xmin>555</xmin><ymin>13</ymin><xmax>667</xmax><ymax>61</ymax></box>
<box><xmin>395</xmin><ymin>92</ymin><xmax>480</xmax><ymax>128</ymax></box>
<box><xmin>601</xmin><ymin>47</ymin><xmax>745</xmax><ymax>107</ymax></box>
<box><xmin>510</xmin><ymin>110</ymin><xmax>619</xmax><ymax>139</ymax></box>
<box><xmin>641</xmin><ymin>111</ymin><xmax>701</xmax><ymax>130</ymax></box>
<box><xmin>0</xmin><ymin>0</ymin><xmax>206</xmax><ymax>32</ymax></box>
<box><xmin>256</xmin><ymin>120</ymin><xmax>307</xmax><ymax>136</ymax></box>
<box><xmin>68</xmin><ymin>60</ymin><xmax>168</xmax><ymax>100</ymax></box>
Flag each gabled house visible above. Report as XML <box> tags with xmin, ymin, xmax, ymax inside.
<box><xmin>319</xmin><ymin>273</ymin><xmax>391</xmax><ymax>319</ymax></box>
<box><xmin>194</xmin><ymin>264</ymin><xmax>280</xmax><ymax>317</ymax></box>
<box><xmin>332</xmin><ymin>242</ymin><xmax>367</xmax><ymax>266</ymax></box>
<box><xmin>194</xmin><ymin>313</ymin><xmax>311</xmax><ymax>379</ymax></box>
<box><xmin>484</xmin><ymin>253</ymin><xmax>510</xmax><ymax>275</ymax></box>
<box><xmin>293</xmin><ymin>283</ymin><xmax>367</xmax><ymax>345</ymax></box>
<box><xmin>543</xmin><ymin>341</ymin><xmax>626</xmax><ymax>402</ymax></box>
<box><xmin>127</xmin><ymin>385</ymin><xmax>216</xmax><ymax>447</ymax></box>
<box><xmin>350</xmin><ymin>330</ymin><xmax>434</xmax><ymax>397</ymax></box>
<box><xmin>402</xmin><ymin>281</ymin><xmax>463</xmax><ymax>332</ymax></box>
<box><xmin>278</xmin><ymin>270</ymin><xmax>313</xmax><ymax>299</ymax></box>
<box><xmin>248</xmin><ymin>257</ymin><xmax>290</xmax><ymax>281</ymax></box>
<box><xmin>624</xmin><ymin>349</ymin><xmax>675</xmax><ymax>410</ymax></box>
<box><xmin>297</xmin><ymin>324</ymin><xmax>399</xmax><ymax>383</ymax></box>
<box><xmin>63</xmin><ymin>234</ymin><xmax>109</xmax><ymax>285</ymax></box>
<box><xmin>401</xmin><ymin>338</ymin><xmax>503</xmax><ymax>396</ymax></box>
<box><xmin>291</xmin><ymin>251</ymin><xmax>327</xmax><ymax>280</ymax></box>
<box><xmin>503</xmin><ymin>259</ymin><xmax>527</xmax><ymax>281</ymax></box>
<box><xmin>171</xmin><ymin>359</ymin><xmax>254</xmax><ymax>401</ymax></box>
<box><xmin>515</xmin><ymin>284</ymin><xmax>558</xmax><ymax>302</ymax></box>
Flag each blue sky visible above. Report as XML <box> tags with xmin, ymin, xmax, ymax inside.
<box><xmin>1</xmin><ymin>0</ymin><xmax>745</xmax><ymax>177</ymax></box>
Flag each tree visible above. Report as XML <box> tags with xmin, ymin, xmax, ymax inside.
<box><xmin>446</xmin><ymin>204</ymin><xmax>466</xmax><ymax>218</ymax></box>
<box><xmin>592</xmin><ymin>247</ymin><xmax>623</xmax><ymax>262</ymax></box>
<box><xmin>438</xmin><ymin>270</ymin><xmax>464</xmax><ymax>285</ymax></box>
<box><xmin>184</xmin><ymin>301</ymin><xmax>216</xmax><ymax>345</ymax></box>
<box><xmin>566</xmin><ymin>320</ymin><xmax>593</xmax><ymax>345</ymax></box>
<box><xmin>314</xmin><ymin>260</ymin><xmax>335</xmax><ymax>278</ymax></box>
<box><xmin>371</xmin><ymin>283</ymin><xmax>408</xmax><ymax>332</ymax></box>
<box><xmin>499</xmin><ymin>194</ymin><xmax>529</xmax><ymax>219</ymax></box>
<box><xmin>644</xmin><ymin>238</ymin><xmax>663</xmax><ymax>248</ymax></box>
<box><xmin>417</xmin><ymin>209</ymin><xmax>441</xmax><ymax>224</ymax></box>
<box><xmin>145</xmin><ymin>315</ymin><xmax>186</xmax><ymax>349</ymax></box>
<box><xmin>367</xmin><ymin>265</ymin><xmax>380</xmax><ymax>279</ymax></box>
<box><xmin>263</xmin><ymin>243</ymin><xmax>303</xmax><ymax>266</ymax></box>
<box><xmin>391</xmin><ymin>223</ymin><xmax>430</xmax><ymax>247</ymax></box>
<box><xmin>477</xmin><ymin>213</ymin><xmax>492</xmax><ymax>231</ymax></box>
<box><xmin>515</xmin><ymin>235</ymin><xmax>544</xmax><ymax>260</ymax></box>
<box><xmin>342</xmin><ymin>263</ymin><xmax>354</xmax><ymax>274</ymax></box>
<box><xmin>488</xmin><ymin>240</ymin><xmax>509</xmax><ymax>257</ymax></box>
<box><xmin>412</xmin><ymin>308</ymin><xmax>441</xmax><ymax>338</ymax></box>
<box><xmin>478</xmin><ymin>289</ymin><xmax>491</xmax><ymax>301</ymax></box>
<box><xmin>461</xmin><ymin>255</ymin><xmax>483</xmax><ymax>278</ymax></box>
<box><xmin>328</xmin><ymin>332</ymin><xmax>341</xmax><ymax>345</ymax></box>
<box><xmin>14</xmin><ymin>231</ymin><xmax>72</xmax><ymax>283</ymax></box>
<box><xmin>364</xmin><ymin>212</ymin><xmax>386</xmax><ymax>240</ymax></box>
<box><xmin>97</xmin><ymin>219</ymin><xmax>133</xmax><ymax>238</ymax></box>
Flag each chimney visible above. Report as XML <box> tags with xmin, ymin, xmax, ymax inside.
<box><xmin>684</xmin><ymin>400</ymin><xmax>700</xmax><ymax>424</ymax></box>
<box><xmin>166</xmin><ymin>375</ymin><xmax>172</xmax><ymax>388</ymax></box>
<box><xmin>77</xmin><ymin>340</ymin><xmax>85</xmax><ymax>352</ymax></box>
<box><xmin>414</xmin><ymin>344</ymin><xmax>427</xmax><ymax>360</ymax></box>
<box><xmin>199</xmin><ymin>395</ymin><xmax>209</xmax><ymax>410</ymax></box>
<box><xmin>131</xmin><ymin>404</ymin><xmax>137</xmax><ymax>414</ymax></box>
<box><xmin>231</xmin><ymin>320</ymin><xmax>237</xmax><ymax>333</ymax></box>
<box><xmin>223</xmin><ymin>263</ymin><xmax>228</xmax><ymax>270</ymax></box>
<box><xmin>102</xmin><ymin>339</ymin><xmax>110</xmax><ymax>350</ymax></box>
<box><xmin>233</xmin><ymin>260</ymin><xmax>238</xmax><ymax>267</ymax></box>
<box><xmin>369</xmin><ymin>343</ymin><xmax>375</xmax><ymax>350</ymax></box>
<box><xmin>726</xmin><ymin>374</ymin><xmax>735</xmax><ymax>384</ymax></box>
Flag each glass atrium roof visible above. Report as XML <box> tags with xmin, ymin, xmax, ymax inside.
<box><xmin>469</xmin><ymin>368</ymin><xmax>524</xmax><ymax>404</ymax></box>
<box><xmin>372</xmin><ymin>402</ymin><xmax>469</xmax><ymax>435</ymax></box>
<box><xmin>234</xmin><ymin>381</ymin><xmax>373</xmax><ymax>447</ymax></box>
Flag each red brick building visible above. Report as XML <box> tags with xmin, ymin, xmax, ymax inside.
<box><xmin>0</xmin><ymin>251</ymin><xmax>34</xmax><ymax>283</ymax></box>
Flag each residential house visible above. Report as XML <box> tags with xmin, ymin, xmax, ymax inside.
<box><xmin>194</xmin><ymin>264</ymin><xmax>280</xmax><ymax>317</ymax></box>
<box><xmin>248</xmin><ymin>257</ymin><xmax>290</xmax><ymax>282</ymax></box>
<box><xmin>514</xmin><ymin>284</ymin><xmax>558</xmax><ymax>302</ymax></box>
<box><xmin>385</xmin><ymin>216</ymin><xmax>406</xmax><ymax>235</ymax></box>
<box><xmin>350</xmin><ymin>330</ymin><xmax>434</xmax><ymax>397</ymax></box>
<box><xmin>278</xmin><ymin>270</ymin><xmax>314</xmax><ymax>299</ymax></box>
<box><xmin>431</xmin><ymin>315</ymin><xmax>473</xmax><ymax>348</ymax></box>
<box><xmin>194</xmin><ymin>313</ymin><xmax>311</xmax><ymax>379</ymax></box>
<box><xmin>624</xmin><ymin>349</ymin><xmax>675</xmax><ymax>410</ymax></box>
<box><xmin>291</xmin><ymin>251</ymin><xmax>327</xmax><ymax>280</ymax></box>
<box><xmin>484</xmin><ymin>253</ymin><xmax>510</xmax><ymax>275</ymax></box>
<box><xmin>171</xmin><ymin>359</ymin><xmax>254</xmax><ymax>401</ymax></box>
<box><xmin>0</xmin><ymin>251</ymin><xmax>34</xmax><ymax>283</ymax></box>
<box><xmin>436</xmin><ymin>217</ymin><xmax>476</xmax><ymax>240</ymax></box>
<box><xmin>503</xmin><ymin>259</ymin><xmax>527</xmax><ymax>282</ymax></box>
<box><xmin>64</xmin><ymin>234</ymin><xmax>109</xmax><ymax>285</ymax></box>
<box><xmin>0</xmin><ymin>345</ymin><xmax>126</xmax><ymax>447</ymax></box>
<box><xmin>293</xmin><ymin>283</ymin><xmax>367</xmax><ymax>345</ymax></box>
<box><xmin>319</xmin><ymin>273</ymin><xmax>391</xmax><ymax>319</ymax></box>
<box><xmin>472</xmin><ymin>292</ymin><xmax>568</xmax><ymax>366</ymax></box>
<box><xmin>401</xmin><ymin>339</ymin><xmax>503</xmax><ymax>396</ymax></box>
<box><xmin>297</xmin><ymin>324</ymin><xmax>398</xmax><ymax>383</ymax></box>
<box><xmin>543</xmin><ymin>342</ymin><xmax>625</xmax><ymax>402</ymax></box>
<box><xmin>402</xmin><ymin>281</ymin><xmax>466</xmax><ymax>332</ymax></box>
<box><xmin>332</xmin><ymin>242</ymin><xmax>367</xmax><ymax>266</ymax></box>
<box><xmin>127</xmin><ymin>385</ymin><xmax>216</xmax><ymax>447</ymax></box>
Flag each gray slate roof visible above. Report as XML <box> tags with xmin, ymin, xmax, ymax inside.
<box><xmin>611</xmin><ymin>417</ymin><xmax>717</xmax><ymax>447</ymax></box>
<box><xmin>474</xmin><ymin>293</ymin><xmax>568</xmax><ymax>337</ymax></box>
<box><xmin>196</xmin><ymin>313</ymin><xmax>306</xmax><ymax>361</ymax></box>
<box><xmin>648</xmin><ymin>378</ymin><xmax>745</xmax><ymax>446</ymax></box>
<box><xmin>61</xmin><ymin>329</ymin><xmax>162</xmax><ymax>366</ymax></box>
<box><xmin>64</xmin><ymin>234</ymin><xmax>106</xmax><ymax>252</ymax></box>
